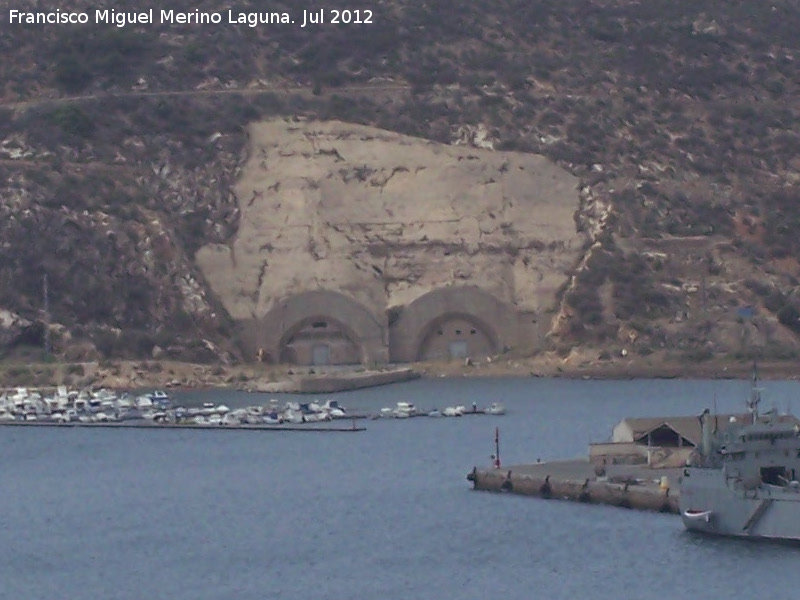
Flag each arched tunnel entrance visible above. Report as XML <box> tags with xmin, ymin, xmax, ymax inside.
<box><xmin>388</xmin><ymin>286</ymin><xmax>519</xmax><ymax>363</ymax></box>
<box><xmin>278</xmin><ymin>316</ymin><xmax>363</xmax><ymax>365</ymax></box>
<box><xmin>247</xmin><ymin>290</ymin><xmax>387</xmax><ymax>366</ymax></box>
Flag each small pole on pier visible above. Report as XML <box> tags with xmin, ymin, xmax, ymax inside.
<box><xmin>493</xmin><ymin>426</ymin><xmax>501</xmax><ymax>468</ymax></box>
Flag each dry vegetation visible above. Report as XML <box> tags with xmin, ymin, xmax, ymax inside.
<box><xmin>2</xmin><ymin>0</ymin><xmax>800</xmax><ymax>364</ymax></box>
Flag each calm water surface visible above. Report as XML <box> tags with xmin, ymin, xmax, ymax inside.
<box><xmin>4</xmin><ymin>377</ymin><xmax>800</xmax><ymax>600</ymax></box>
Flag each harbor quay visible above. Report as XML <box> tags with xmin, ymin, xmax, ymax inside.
<box><xmin>467</xmin><ymin>459</ymin><xmax>681</xmax><ymax>514</ymax></box>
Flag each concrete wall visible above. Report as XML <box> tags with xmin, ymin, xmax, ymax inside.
<box><xmin>589</xmin><ymin>442</ymin><xmax>692</xmax><ymax>469</ymax></box>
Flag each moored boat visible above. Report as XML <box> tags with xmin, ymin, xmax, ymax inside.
<box><xmin>485</xmin><ymin>402</ymin><xmax>506</xmax><ymax>416</ymax></box>
<box><xmin>679</xmin><ymin>367</ymin><xmax>800</xmax><ymax>541</ymax></box>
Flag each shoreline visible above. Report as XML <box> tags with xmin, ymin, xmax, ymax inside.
<box><xmin>0</xmin><ymin>351</ymin><xmax>796</xmax><ymax>392</ymax></box>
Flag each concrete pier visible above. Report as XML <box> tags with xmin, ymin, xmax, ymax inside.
<box><xmin>467</xmin><ymin>459</ymin><xmax>680</xmax><ymax>514</ymax></box>
<box><xmin>242</xmin><ymin>367</ymin><xmax>420</xmax><ymax>393</ymax></box>
<box><xmin>295</xmin><ymin>368</ymin><xmax>420</xmax><ymax>393</ymax></box>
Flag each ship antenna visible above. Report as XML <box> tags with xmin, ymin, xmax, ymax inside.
<box><xmin>748</xmin><ymin>360</ymin><xmax>761</xmax><ymax>424</ymax></box>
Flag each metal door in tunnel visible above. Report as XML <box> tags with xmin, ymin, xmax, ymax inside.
<box><xmin>448</xmin><ymin>340</ymin><xmax>467</xmax><ymax>359</ymax></box>
<box><xmin>312</xmin><ymin>344</ymin><xmax>331</xmax><ymax>365</ymax></box>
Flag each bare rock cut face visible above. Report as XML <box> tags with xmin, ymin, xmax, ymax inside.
<box><xmin>196</xmin><ymin>119</ymin><xmax>583</xmax><ymax>366</ymax></box>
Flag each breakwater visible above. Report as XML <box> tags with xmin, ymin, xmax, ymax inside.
<box><xmin>295</xmin><ymin>368</ymin><xmax>421</xmax><ymax>393</ymax></box>
<box><xmin>242</xmin><ymin>367</ymin><xmax>421</xmax><ymax>393</ymax></box>
<box><xmin>467</xmin><ymin>460</ymin><xmax>680</xmax><ymax>514</ymax></box>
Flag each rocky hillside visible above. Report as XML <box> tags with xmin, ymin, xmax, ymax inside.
<box><xmin>3</xmin><ymin>0</ymin><xmax>800</xmax><ymax>364</ymax></box>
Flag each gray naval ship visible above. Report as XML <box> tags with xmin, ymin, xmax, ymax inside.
<box><xmin>679</xmin><ymin>372</ymin><xmax>800</xmax><ymax>541</ymax></box>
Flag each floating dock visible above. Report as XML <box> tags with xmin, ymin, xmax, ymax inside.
<box><xmin>0</xmin><ymin>420</ymin><xmax>366</xmax><ymax>432</ymax></box>
<box><xmin>467</xmin><ymin>459</ymin><xmax>680</xmax><ymax>514</ymax></box>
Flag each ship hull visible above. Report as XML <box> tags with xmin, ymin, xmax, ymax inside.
<box><xmin>680</xmin><ymin>468</ymin><xmax>800</xmax><ymax>541</ymax></box>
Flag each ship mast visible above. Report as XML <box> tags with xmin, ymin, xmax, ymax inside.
<box><xmin>748</xmin><ymin>361</ymin><xmax>761</xmax><ymax>424</ymax></box>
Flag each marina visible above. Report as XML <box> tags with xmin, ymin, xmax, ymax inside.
<box><xmin>0</xmin><ymin>419</ymin><xmax>367</xmax><ymax>432</ymax></box>
<box><xmin>0</xmin><ymin>385</ymin><xmax>506</xmax><ymax>430</ymax></box>
<box><xmin>5</xmin><ymin>376</ymin><xmax>800</xmax><ymax>600</ymax></box>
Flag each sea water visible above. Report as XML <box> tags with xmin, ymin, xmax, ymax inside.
<box><xmin>3</xmin><ymin>377</ymin><xmax>800</xmax><ymax>600</ymax></box>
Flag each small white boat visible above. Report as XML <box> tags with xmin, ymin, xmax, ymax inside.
<box><xmin>135</xmin><ymin>395</ymin><xmax>153</xmax><ymax>410</ymax></box>
<box><xmin>231</xmin><ymin>408</ymin><xmax>248</xmax><ymax>420</ymax></box>
<box><xmin>149</xmin><ymin>390</ymin><xmax>171</xmax><ymax>408</ymax></box>
<box><xmin>682</xmin><ymin>509</ymin><xmax>713</xmax><ymax>523</ymax></box>
<box><xmin>299</xmin><ymin>403</ymin><xmax>323</xmax><ymax>416</ymax></box>
<box><xmin>262</xmin><ymin>411</ymin><xmax>282</xmax><ymax>425</ymax></box>
<box><xmin>303</xmin><ymin>411</ymin><xmax>332</xmax><ymax>423</ymax></box>
<box><xmin>442</xmin><ymin>406</ymin><xmax>463</xmax><ymax>417</ymax></box>
<box><xmin>485</xmin><ymin>402</ymin><xmax>506</xmax><ymax>416</ymax></box>
<box><xmin>222</xmin><ymin>413</ymin><xmax>241</xmax><ymax>426</ymax></box>
<box><xmin>283</xmin><ymin>409</ymin><xmax>304</xmax><ymax>424</ymax></box>
<box><xmin>114</xmin><ymin>394</ymin><xmax>133</xmax><ymax>410</ymax></box>
<box><xmin>322</xmin><ymin>400</ymin><xmax>346</xmax><ymax>418</ymax></box>
<box><xmin>245</xmin><ymin>413</ymin><xmax>264</xmax><ymax>425</ymax></box>
<box><xmin>395</xmin><ymin>402</ymin><xmax>417</xmax><ymax>416</ymax></box>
